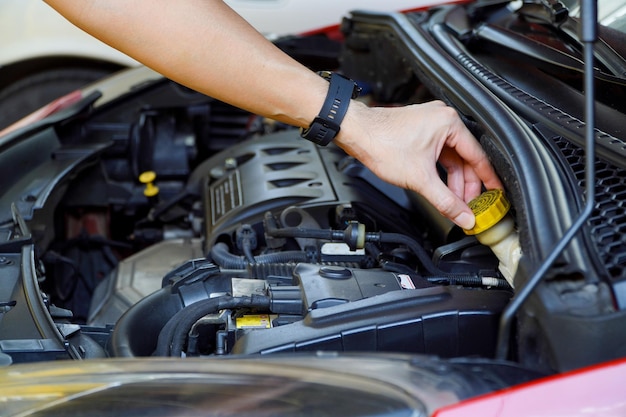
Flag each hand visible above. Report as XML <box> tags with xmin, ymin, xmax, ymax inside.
<box><xmin>336</xmin><ymin>100</ymin><xmax>503</xmax><ymax>230</ymax></box>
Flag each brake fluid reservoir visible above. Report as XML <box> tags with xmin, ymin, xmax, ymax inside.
<box><xmin>464</xmin><ymin>189</ymin><xmax>521</xmax><ymax>287</ymax></box>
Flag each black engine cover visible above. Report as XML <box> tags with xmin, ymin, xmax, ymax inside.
<box><xmin>197</xmin><ymin>130</ymin><xmax>419</xmax><ymax>246</ymax></box>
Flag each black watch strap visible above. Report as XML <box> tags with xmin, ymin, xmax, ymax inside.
<box><xmin>300</xmin><ymin>72</ymin><xmax>360</xmax><ymax>146</ymax></box>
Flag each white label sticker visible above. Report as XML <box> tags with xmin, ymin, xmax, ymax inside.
<box><xmin>398</xmin><ymin>274</ymin><xmax>416</xmax><ymax>290</ymax></box>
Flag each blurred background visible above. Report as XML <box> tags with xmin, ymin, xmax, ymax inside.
<box><xmin>0</xmin><ymin>0</ymin><xmax>424</xmax><ymax>129</ymax></box>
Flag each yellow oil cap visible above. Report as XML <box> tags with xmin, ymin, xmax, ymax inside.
<box><xmin>464</xmin><ymin>189</ymin><xmax>510</xmax><ymax>235</ymax></box>
<box><xmin>139</xmin><ymin>171</ymin><xmax>159</xmax><ymax>198</ymax></box>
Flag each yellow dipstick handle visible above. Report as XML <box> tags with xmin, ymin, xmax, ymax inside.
<box><xmin>139</xmin><ymin>171</ymin><xmax>159</xmax><ymax>198</ymax></box>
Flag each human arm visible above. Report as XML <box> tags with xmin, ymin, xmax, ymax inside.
<box><xmin>43</xmin><ymin>0</ymin><xmax>503</xmax><ymax>229</ymax></box>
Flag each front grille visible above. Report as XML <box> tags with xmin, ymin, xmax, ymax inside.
<box><xmin>555</xmin><ymin>138</ymin><xmax>626</xmax><ymax>282</ymax></box>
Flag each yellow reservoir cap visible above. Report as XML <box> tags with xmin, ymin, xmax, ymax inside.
<box><xmin>464</xmin><ymin>189</ymin><xmax>510</xmax><ymax>235</ymax></box>
<box><xmin>139</xmin><ymin>171</ymin><xmax>159</xmax><ymax>198</ymax></box>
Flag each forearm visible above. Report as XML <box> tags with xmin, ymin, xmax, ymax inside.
<box><xmin>43</xmin><ymin>0</ymin><xmax>327</xmax><ymax>128</ymax></box>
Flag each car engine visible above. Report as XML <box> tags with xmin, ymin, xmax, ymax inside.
<box><xmin>100</xmin><ymin>126</ymin><xmax>513</xmax><ymax>359</ymax></box>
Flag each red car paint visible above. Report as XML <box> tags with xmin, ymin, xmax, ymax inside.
<box><xmin>435</xmin><ymin>358</ymin><xmax>626</xmax><ymax>417</ymax></box>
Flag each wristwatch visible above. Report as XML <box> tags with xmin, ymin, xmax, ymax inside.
<box><xmin>300</xmin><ymin>71</ymin><xmax>361</xmax><ymax>146</ymax></box>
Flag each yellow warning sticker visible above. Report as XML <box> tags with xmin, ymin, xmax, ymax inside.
<box><xmin>236</xmin><ymin>314</ymin><xmax>271</xmax><ymax>329</ymax></box>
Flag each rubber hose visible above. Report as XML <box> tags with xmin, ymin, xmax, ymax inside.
<box><xmin>111</xmin><ymin>286</ymin><xmax>183</xmax><ymax>357</ymax></box>
<box><xmin>155</xmin><ymin>294</ymin><xmax>271</xmax><ymax>357</ymax></box>
<box><xmin>263</xmin><ymin>212</ymin><xmax>474</xmax><ymax>280</ymax></box>
<box><xmin>382</xmin><ymin>257</ymin><xmax>509</xmax><ymax>289</ymax></box>
<box><xmin>373</xmin><ymin>232</ymin><xmax>510</xmax><ymax>288</ymax></box>
<box><xmin>375</xmin><ymin>232</ymin><xmax>444</xmax><ymax>276</ymax></box>
<box><xmin>242</xmin><ymin>239</ymin><xmax>256</xmax><ymax>264</ymax></box>
<box><xmin>210</xmin><ymin>242</ymin><xmax>308</xmax><ymax>269</ymax></box>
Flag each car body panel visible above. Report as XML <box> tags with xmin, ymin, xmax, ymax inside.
<box><xmin>434</xmin><ymin>358</ymin><xmax>626</xmax><ymax>417</ymax></box>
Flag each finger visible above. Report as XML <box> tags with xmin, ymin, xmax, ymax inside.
<box><xmin>450</xmin><ymin>124</ymin><xmax>503</xmax><ymax>191</ymax></box>
<box><xmin>440</xmin><ymin>148</ymin><xmax>483</xmax><ymax>202</ymax></box>
<box><xmin>439</xmin><ymin>148</ymin><xmax>465</xmax><ymax>200</ymax></box>
<box><xmin>463</xmin><ymin>162</ymin><xmax>483</xmax><ymax>202</ymax></box>
<box><xmin>418</xmin><ymin>171</ymin><xmax>476</xmax><ymax>230</ymax></box>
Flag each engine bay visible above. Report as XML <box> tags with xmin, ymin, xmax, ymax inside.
<box><xmin>98</xmin><ymin>127</ymin><xmax>513</xmax><ymax>358</ymax></box>
<box><xmin>2</xmin><ymin>1</ymin><xmax>626</xmax><ymax>378</ymax></box>
<box><xmin>0</xmin><ymin>66</ymin><xmax>517</xmax><ymax>364</ymax></box>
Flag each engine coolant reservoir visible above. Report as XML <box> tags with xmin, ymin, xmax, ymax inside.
<box><xmin>464</xmin><ymin>189</ymin><xmax>521</xmax><ymax>287</ymax></box>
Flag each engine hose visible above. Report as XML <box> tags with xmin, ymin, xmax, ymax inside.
<box><xmin>111</xmin><ymin>286</ymin><xmax>183</xmax><ymax>357</ymax></box>
<box><xmin>209</xmin><ymin>242</ymin><xmax>308</xmax><ymax>269</ymax></box>
<box><xmin>381</xmin><ymin>255</ymin><xmax>510</xmax><ymax>289</ymax></box>
<box><xmin>155</xmin><ymin>294</ymin><xmax>271</xmax><ymax>357</ymax></box>
<box><xmin>242</xmin><ymin>240</ymin><xmax>256</xmax><ymax>264</ymax></box>
<box><xmin>263</xmin><ymin>212</ymin><xmax>510</xmax><ymax>288</ymax></box>
<box><xmin>374</xmin><ymin>232</ymin><xmax>452</xmax><ymax>276</ymax></box>
<box><xmin>264</xmin><ymin>211</ymin><xmax>507</xmax><ymax>286</ymax></box>
<box><xmin>375</xmin><ymin>232</ymin><xmax>511</xmax><ymax>286</ymax></box>
<box><xmin>265</xmin><ymin>210</ymin><xmax>469</xmax><ymax>278</ymax></box>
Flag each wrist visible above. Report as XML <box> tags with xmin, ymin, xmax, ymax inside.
<box><xmin>300</xmin><ymin>72</ymin><xmax>361</xmax><ymax>146</ymax></box>
<box><xmin>334</xmin><ymin>101</ymin><xmax>382</xmax><ymax>165</ymax></box>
